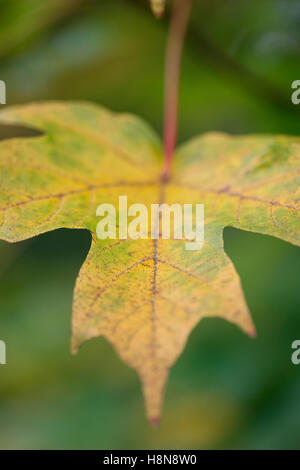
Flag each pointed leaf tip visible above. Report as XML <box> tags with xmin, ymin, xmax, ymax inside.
<box><xmin>149</xmin><ymin>416</ymin><xmax>161</xmax><ymax>427</ymax></box>
<box><xmin>248</xmin><ymin>327</ymin><xmax>257</xmax><ymax>339</ymax></box>
<box><xmin>150</xmin><ymin>0</ymin><xmax>165</xmax><ymax>18</ymax></box>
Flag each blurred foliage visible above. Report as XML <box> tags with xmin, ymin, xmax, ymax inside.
<box><xmin>0</xmin><ymin>0</ymin><xmax>300</xmax><ymax>449</ymax></box>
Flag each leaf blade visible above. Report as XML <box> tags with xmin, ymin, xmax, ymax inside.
<box><xmin>1</xmin><ymin>102</ymin><xmax>300</xmax><ymax>422</ymax></box>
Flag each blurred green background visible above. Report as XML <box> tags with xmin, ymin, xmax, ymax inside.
<box><xmin>0</xmin><ymin>0</ymin><xmax>300</xmax><ymax>450</ymax></box>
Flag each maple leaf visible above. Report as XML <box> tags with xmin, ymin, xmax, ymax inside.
<box><xmin>1</xmin><ymin>102</ymin><xmax>300</xmax><ymax>423</ymax></box>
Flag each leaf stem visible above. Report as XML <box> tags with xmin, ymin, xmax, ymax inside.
<box><xmin>161</xmin><ymin>0</ymin><xmax>193</xmax><ymax>181</ymax></box>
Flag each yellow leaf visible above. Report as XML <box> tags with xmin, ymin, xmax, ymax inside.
<box><xmin>0</xmin><ymin>102</ymin><xmax>300</xmax><ymax>423</ymax></box>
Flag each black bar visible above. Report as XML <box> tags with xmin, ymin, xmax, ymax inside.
<box><xmin>0</xmin><ymin>449</ymin><xmax>294</xmax><ymax>464</ymax></box>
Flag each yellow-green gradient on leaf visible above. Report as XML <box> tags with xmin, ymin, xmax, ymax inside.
<box><xmin>150</xmin><ymin>0</ymin><xmax>166</xmax><ymax>18</ymax></box>
<box><xmin>0</xmin><ymin>102</ymin><xmax>300</xmax><ymax>423</ymax></box>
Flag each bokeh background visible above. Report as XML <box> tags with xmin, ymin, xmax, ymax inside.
<box><xmin>0</xmin><ymin>0</ymin><xmax>300</xmax><ymax>449</ymax></box>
